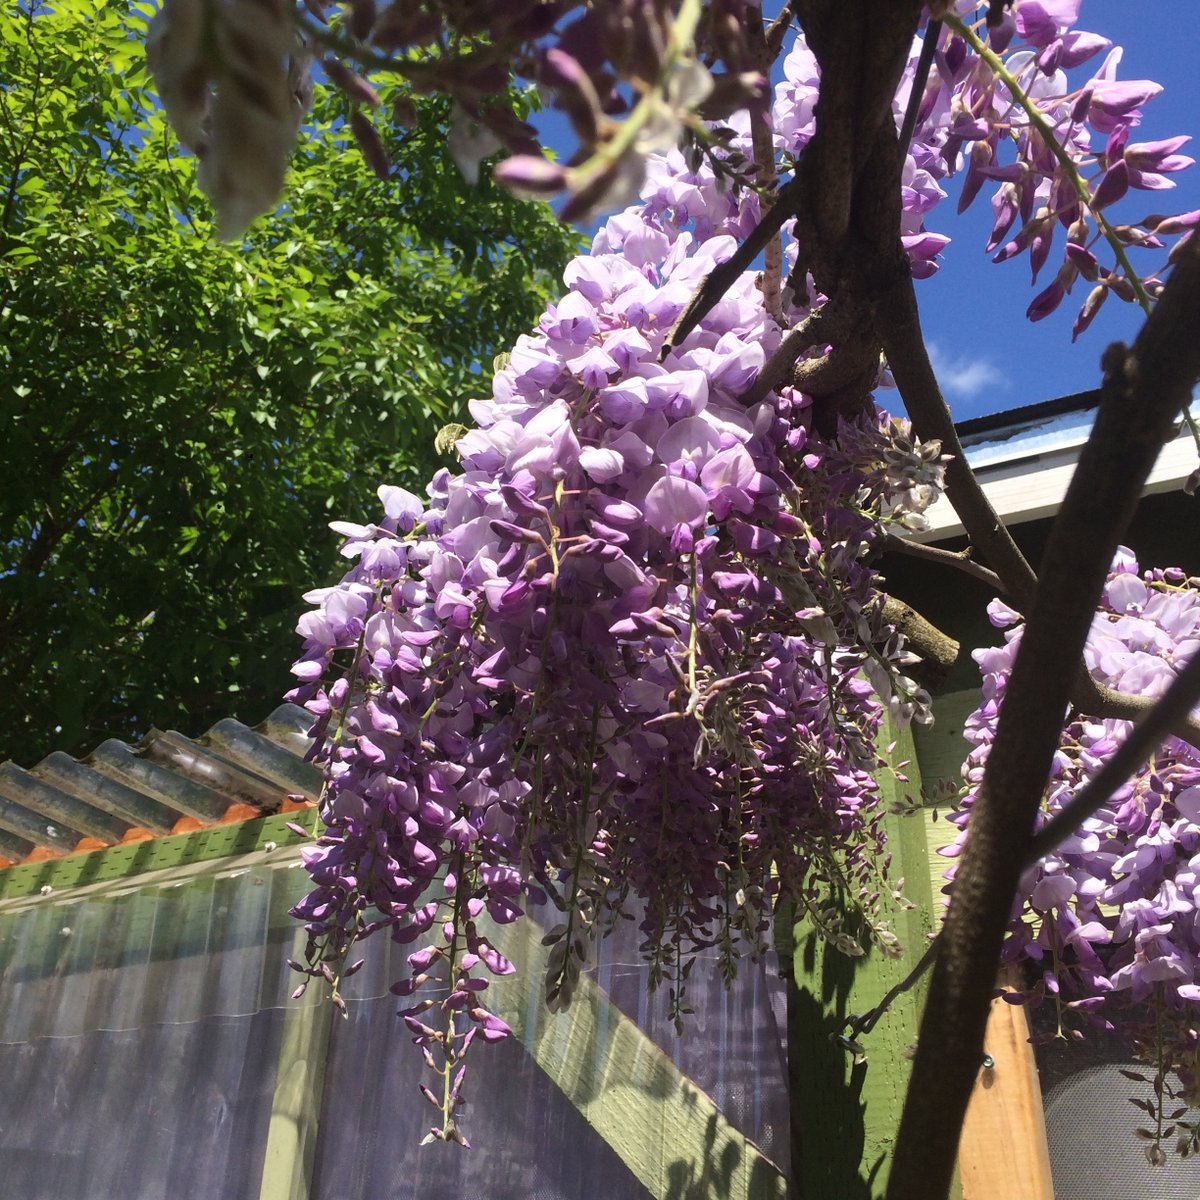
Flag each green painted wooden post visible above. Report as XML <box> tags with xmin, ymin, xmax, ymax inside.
<box><xmin>258</xmin><ymin>926</ymin><xmax>334</xmax><ymax>1200</ymax></box>
<box><xmin>787</xmin><ymin>719</ymin><xmax>951</xmax><ymax>1199</ymax></box>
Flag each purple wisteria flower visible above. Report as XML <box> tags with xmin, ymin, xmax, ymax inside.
<box><xmin>284</xmin><ymin>55</ymin><xmax>948</xmax><ymax>1141</ymax></box>
<box><xmin>950</xmin><ymin>551</ymin><xmax>1200</xmax><ymax>1123</ymax></box>
<box><xmin>286</xmin><ymin>6</ymin><xmax>1193</xmax><ymax>1146</ymax></box>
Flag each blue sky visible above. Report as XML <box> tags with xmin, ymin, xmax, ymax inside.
<box><xmin>534</xmin><ymin>3</ymin><xmax>1198</xmax><ymax>422</ymax></box>
<box><xmin>916</xmin><ymin>2</ymin><xmax>1200</xmax><ymax>419</ymax></box>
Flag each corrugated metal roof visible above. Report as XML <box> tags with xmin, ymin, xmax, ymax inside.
<box><xmin>0</xmin><ymin>705</ymin><xmax>320</xmax><ymax>869</ymax></box>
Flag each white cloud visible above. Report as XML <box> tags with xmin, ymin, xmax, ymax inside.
<box><xmin>926</xmin><ymin>342</ymin><xmax>1007</xmax><ymax>402</ymax></box>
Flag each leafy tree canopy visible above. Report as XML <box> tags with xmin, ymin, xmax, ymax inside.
<box><xmin>0</xmin><ymin>0</ymin><xmax>581</xmax><ymax>765</ymax></box>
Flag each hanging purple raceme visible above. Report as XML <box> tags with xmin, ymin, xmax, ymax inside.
<box><xmin>929</xmin><ymin>2</ymin><xmax>1195</xmax><ymax>332</ymax></box>
<box><xmin>287</xmin><ymin>9</ymin><xmax>1196</xmax><ymax>1145</ymax></box>
<box><xmin>286</xmin><ymin>140</ymin><xmax>926</xmax><ymax>1142</ymax></box>
<box><xmin>949</xmin><ymin>550</ymin><xmax>1200</xmax><ymax>1150</ymax></box>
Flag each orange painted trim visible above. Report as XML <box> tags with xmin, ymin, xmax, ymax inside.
<box><xmin>22</xmin><ymin>846</ymin><xmax>65</xmax><ymax>864</ymax></box>
<box><xmin>279</xmin><ymin>796</ymin><xmax>316</xmax><ymax>813</ymax></box>
<box><xmin>72</xmin><ymin>836</ymin><xmax>109</xmax><ymax>854</ymax></box>
<box><xmin>2</xmin><ymin>798</ymin><xmax>314</xmax><ymax>870</ymax></box>
<box><xmin>217</xmin><ymin>802</ymin><xmax>262</xmax><ymax>825</ymax></box>
<box><xmin>119</xmin><ymin>827</ymin><xmax>156</xmax><ymax>844</ymax></box>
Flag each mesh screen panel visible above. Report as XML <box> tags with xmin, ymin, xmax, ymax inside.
<box><xmin>1040</xmin><ymin>1039</ymin><xmax>1200</xmax><ymax>1199</ymax></box>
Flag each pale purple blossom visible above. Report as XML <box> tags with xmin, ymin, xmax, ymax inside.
<box><xmin>285</xmin><ymin>11</ymin><xmax>1196</xmax><ymax>1146</ymax></box>
<box><xmin>952</xmin><ymin>549</ymin><xmax>1200</xmax><ymax>1077</ymax></box>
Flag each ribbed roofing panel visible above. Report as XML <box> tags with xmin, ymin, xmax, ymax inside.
<box><xmin>0</xmin><ymin>705</ymin><xmax>321</xmax><ymax>868</ymax></box>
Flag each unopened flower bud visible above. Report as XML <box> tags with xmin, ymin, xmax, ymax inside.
<box><xmin>493</xmin><ymin>155</ymin><xmax>569</xmax><ymax>199</ymax></box>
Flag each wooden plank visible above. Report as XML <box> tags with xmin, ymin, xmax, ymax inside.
<box><xmin>0</xmin><ymin>807</ymin><xmax>319</xmax><ymax>907</ymax></box>
<box><xmin>788</xmin><ymin>719</ymin><xmax>944</xmax><ymax>1198</ymax></box>
<box><xmin>488</xmin><ymin>915</ymin><xmax>789</xmax><ymax>1200</ymax></box>
<box><xmin>958</xmin><ymin>970</ymin><xmax>1054</xmax><ymax>1200</ymax></box>
<box><xmin>258</xmin><ymin>928</ymin><xmax>334</xmax><ymax>1200</ymax></box>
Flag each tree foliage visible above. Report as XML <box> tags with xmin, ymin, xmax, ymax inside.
<box><xmin>0</xmin><ymin>0</ymin><xmax>580</xmax><ymax>765</ymax></box>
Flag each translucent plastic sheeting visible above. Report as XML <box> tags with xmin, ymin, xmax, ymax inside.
<box><xmin>0</xmin><ymin>859</ymin><xmax>305</xmax><ymax>1200</ymax></box>
<box><xmin>312</xmin><ymin>910</ymin><xmax>790</xmax><ymax>1200</ymax></box>
<box><xmin>0</xmin><ymin>1011</ymin><xmax>285</xmax><ymax>1199</ymax></box>
<box><xmin>0</xmin><ymin>856</ymin><xmax>790</xmax><ymax>1200</ymax></box>
<box><xmin>0</xmin><ymin>858</ymin><xmax>312</xmax><ymax>1042</ymax></box>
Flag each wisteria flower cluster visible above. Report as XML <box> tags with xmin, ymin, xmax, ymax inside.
<box><xmin>928</xmin><ymin>2</ymin><xmax>1196</xmax><ymax>334</ymax></box>
<box><xmin>950</xmin><ymin>550</ymin><xmax>1200</xmax><ymax>1153</ymax></box>
<box><xmin>286</xmin><ymin>8</ymin><xmax>1196</xmax><ymax>1146</ymax></box>
<box><xmin>286</xmin><ymin>134</ymin><xmax>937</xmax><ymax>1141</ymax></box>
<box><xmin>765</xmin><ymin>4</ymin><xmax>1196</xmax><ymax>326</ymax></box>
<box><xmin>148</xmin><ymin>0</ymin><xmax>312</xmax><ymax>238</ymax></box>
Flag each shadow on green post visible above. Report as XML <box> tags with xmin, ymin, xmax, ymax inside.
<box><xmin>784</xmin><ymin>719</ymin><xmax>955</xmax><ymax>1199</ymax></box>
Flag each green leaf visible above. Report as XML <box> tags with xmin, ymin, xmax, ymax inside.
<box><xmin>434</xmin><ymin>423</ymin><xmax>469</xmax><ymax>457</ymax></box>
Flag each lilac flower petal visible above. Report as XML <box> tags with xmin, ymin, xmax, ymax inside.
<box><xmin>643</xmin><ymin>476</ymin><xmax>708</xmax><ymax>534</ymax></box>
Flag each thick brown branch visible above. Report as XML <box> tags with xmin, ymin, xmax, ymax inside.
<box><xmin>885</xmin><ymin>233</ymin><xmax>1200</xmax><ymax>1200</ymax></box>
<box><xmin>738</xmin><ymin>309</ymin><xmax>830</xmax><ymax>406</ymax></box>
<box><xmin>1078</xmin><ymin>674</ymin><xmax>1200</xmax><ymax>751</ymax></box>
<box><xmin>877</xmin><ymin>281</ymin><xmax>1038</xmax><ymax>610</ymax></box>
<box><xmin>878</xmin><ymin>285</ymin><xmax>1200</xmax><ymax>744</ymax></box>
<box><xmin>668</xmin><ymin>2</ymin><xmax>924</xmax><ymax>361</ymax></box>
<box><xmin>881</xmin><ymin>594</ymin><xmax>959</xmax><ymax>689</ymax></box>
<box><xmin>792</xmin><ymin>328</ymin><xmax>880</xmax><ymax>432</ymax></box>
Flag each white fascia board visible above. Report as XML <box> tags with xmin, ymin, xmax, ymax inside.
<box><xmin>912</xmin><ymin>422</ymin><xmax>1198</xmax><ymax>542</ymax></box>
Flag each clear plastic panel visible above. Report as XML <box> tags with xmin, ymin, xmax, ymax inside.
<box><xmin>0</xmin><ymin>857</ymin><xmax>790</xmax><ymax>1200</ymax></box>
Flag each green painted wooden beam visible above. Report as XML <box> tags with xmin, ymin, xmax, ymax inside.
<box><xmin>488</xmin><ymin>914</ymin><xmax>789</xmax><ymax>1200</ymax></box>
<box><xmin>912</xmin><ymin>689</ymin><xmax>975</xmax><ymax>907</ymax></box>
<box><xmin>788</xmin><ymin>720</ymin><xmax>952</xmax><ymax>1200</ymax></box>
<box><xmin>0</xmin><ymin>807</ymin><xmax>320</xmax><ymax>906</ymax></box>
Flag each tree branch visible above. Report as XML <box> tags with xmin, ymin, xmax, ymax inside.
<box><xmin>1027</xmin><ymin>649</ymin><xmax>1200</xmax><ymax>863</ymax></box>
<box><xmin>881</xmin><ymin>594</ymin><xmax>959</xmax><ymax>689</ymax></box>
<box><xmin>881</xmin><ymin>531</ymin><xmax>1003</xmax><ymax>592</ymax></box>
<box><xmin>661</xmin><ymin>174</ymin><xmax>803</xmax><ymax>358</ymax></box>
<box><xmin>876</xmin><ymin>278</ymin><xmax>1038</xmax><ymax>609</ymax></box>
<box><xmin>874</xmin><ymin>266</ymin><xmax>1197</xmax><ymax>740</ymax></box>
<box><xmin>885</xmin><ymin>232</ymin><xmax>1200</xmax><ymax>1200</ymax></box>
<box><xmin>850</xmin><ymin>647</ymin><xmax>1200</xmax><ymax>1049</ymax></box>
<box><xmin>1077</xmin><ymin>674</ymin><xmax>1200</xmax><ymax>751</ymax></box>
<box><xmin>897</xmin><ymin>19</ymin><xmax>941</xmax><ymax>154</ymax></box>
<box><xmin>737</xmin><ymin>302</ymin><xmax>842</xmax><ymax>407</ymax></box>
<box><xmin>841</xmin><ymin>938</ymin><xmax>939</xmax><ymax>1043</ymax></box>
